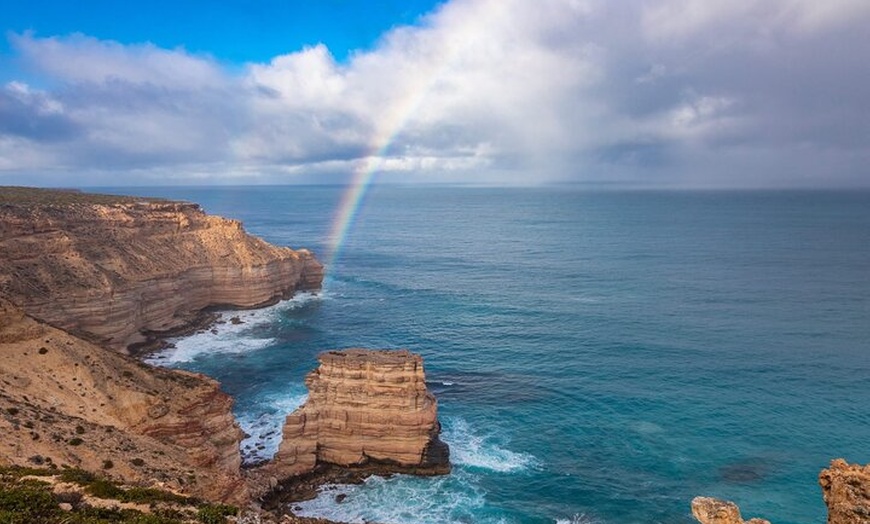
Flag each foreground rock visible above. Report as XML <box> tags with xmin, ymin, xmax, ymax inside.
<box><xmin>819</xmin><ymin>459</ymin><xmax>870</xmax><ymax>524</ymax></box>
<box><xmin>254</xmin><ymin>349</ymin><xmax>450</xmax><ymax>498</ymax></box>
<box><xmin>0</xmin><ymin>187</ymin><xmax>323</xmax><ymax>351</ymax></box>
<box><xmin>691</xmin><ymin>497</ymin><xmax>770</xmax><ymax>524</ymax></box>
<box><xmin>0</xmin><ymin>300</ymin><xmax>247</xmax><ymax>504</ymax></box>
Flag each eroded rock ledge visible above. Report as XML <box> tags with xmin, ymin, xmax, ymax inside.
<box><xmin>253</xmin><ymin>349</ymin><xmax>450</xmax><ymax>500</ymax></box>
<box><xmin>691</xmin><ymin>497</ymin><xmax>770</xmax><ymax>524</ymax></box>
<box><xmin>0</xmin><ymin>187</ymin><xmax>323</xmax><ymax>351</ymax></box>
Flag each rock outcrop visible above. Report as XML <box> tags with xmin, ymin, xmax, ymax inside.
<box><xmin>819</xmin><ymin>459</ymin><xmax>870</xmax><ymax>524</ymax></box>
<box><xmin>266</xmin><ymin>349</ymin><xmax>450</xmax><ymax>483</ymax></box>
<box><xmin>0</xmin><ymin>187</ymin><xmax>323</xmax><ymax>351</ymax></box>
<box><xmin>0</xmin><ymin>299</ymin><xmax>248</xmax><ymax>503</ymax></box>
<box><xmin>691</xmin><ymin>497</ymin><xmax>770</xmax><ymax>524</ymax></box>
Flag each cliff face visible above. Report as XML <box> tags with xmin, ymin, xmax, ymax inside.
<box><xmin>0</xmin><ymin>300</ymin><xmax>248</xmax><ymax>503</ymax></box>
<box><xmin>819</xmin><ymin>459</ymin><xmax>870</xmax><ymax>524</ymax></box>
<box><xmin>268</xmin><ymin>349</ymin><xmax>450</xmax><ymax>481</ymax></box>
<box><xmin>0</xmin><ymin>194</ymin><xmax>323</xmax><ymax>351</ymax></box>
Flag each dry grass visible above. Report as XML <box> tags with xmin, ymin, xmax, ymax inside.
<box><xmin>0</xmin><ymin>186</ymin><xmax>165</xmax><ymax>206</ymax></box>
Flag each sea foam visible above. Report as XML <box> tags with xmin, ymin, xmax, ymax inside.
<box><xmin>293</xmin><ymin>471</ymin><xmax>493</xmax><ymax>524</ymax></box>
<box><xmin>237</xmin><ymin>390</ymin><xmax>308</xmax><ymax>464</ymax></box>
<box><xmin>146</xmin><ymin>292</ymin><xmax>322</xmax><ymax>365</ymax></box>
<box><xmin>444</xmin><ymin>417</ymin><xmax>541</xmax><ymax>473</ymax></box>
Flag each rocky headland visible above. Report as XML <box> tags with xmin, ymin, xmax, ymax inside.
<box><xmin>0</xmin><ymin>187</ymin><xmax>328</xmax><ymax>505</ymax></box>
<box><xmin>0</xmin><ymin>186</ymin><xmax>451</xmax><ymax>521</ymax></box>
<box><xmin>0</xmin><ymin>187</ymin><xmax>323</xmax><ymax>352</ymax></box>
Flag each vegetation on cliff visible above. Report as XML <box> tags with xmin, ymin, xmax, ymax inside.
<box><xmin>0</xmin><ymin>186</ymin><xmax>166</xmax><ymax>206</ymax></box>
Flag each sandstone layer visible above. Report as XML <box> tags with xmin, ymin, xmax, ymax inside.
<box><xmin>265</xmin><ymin>349</ymin><xmax>450</xmax><ymax>484</ymax></box>
<box><xmin>819</xmin><ymin>459</ymin><xmax>870</xmax><ymax>524</ymax></box>
<box><xmin>0</xmin><ymin>299</ymin><xmax>248</xmax><ymax>503</ymax></box>
<box><xmin>0</xmin><ymin>187</ymin><xmax>323</xmax><ymax>351</ymax></box>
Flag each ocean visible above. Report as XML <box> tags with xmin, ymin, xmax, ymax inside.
<box><xmin>105</xmin><ymin>186</ymin><xmax>869</xmax><ymax>524</ymax></box>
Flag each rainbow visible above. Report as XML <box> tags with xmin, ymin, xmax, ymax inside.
<box><xmin>324</xmin><ymin>19</ymin><xmax>481</xmax><ymax>275</ymax></box>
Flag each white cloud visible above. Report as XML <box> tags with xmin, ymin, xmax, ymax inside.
<box><xmin>10</xmin><ymin>32</ymin><xmax>225</xmax><ymax>89</ymax></box>
<box><xmin>1</xmin><ymin>0</ymin><xmax>870</xmax><ymax>187</ymax></box>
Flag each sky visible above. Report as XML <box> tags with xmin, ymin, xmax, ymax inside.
<box><xmin>1</xmin><ymin>0</ymin><xmax>869</xmax><ymax>188</ymax></box>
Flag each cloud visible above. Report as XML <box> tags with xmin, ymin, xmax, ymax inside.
<box><xmin>1</xmin><ymin>0</ymin><xmax>869</xmax><ymax>187</ymax></box>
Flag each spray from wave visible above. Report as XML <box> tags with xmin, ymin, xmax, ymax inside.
<box><xmin>293</xmin><ymin>417</ymin><xmax>540</xmax><ymax>523</ymax></box>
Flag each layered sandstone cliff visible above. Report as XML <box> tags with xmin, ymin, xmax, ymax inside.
<box><xmin>0</xmin><ymin>187</ymin><xmax>323</xmax><ymax>351</ymax></box>
<box><xmin>0</xmin><ymin>299</ymin><xmax>248</xmax><ymax>503</ymax></box>
<box><xmin>266</xmin><ymin>349</ymin><xmax>450</xmax><ymax>483</ymax></box>
<box><xmin>819</xmin><ymin>459</ymin><xmax>870</xmax><ymax>524</ymax></box>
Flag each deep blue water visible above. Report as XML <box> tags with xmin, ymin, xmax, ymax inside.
<box><xmin>103</xmin><ymin>186</ymin><xmax>869</xmax><ymax>524</ymax></box>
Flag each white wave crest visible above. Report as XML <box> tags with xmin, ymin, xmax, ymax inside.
<box><xmin>555</xmin><ymin>514</ymin><xmax>598</xmax><ymax>524</ymax></box>
<box><xmin>444</xmin><ymin>418</ymin><xmax>540</xmax><ymax>473</ymax></box>
<box><xmin>293</xmin><ymin>471</ymin><xmax>499</xmax><ymax>524</ymax></box>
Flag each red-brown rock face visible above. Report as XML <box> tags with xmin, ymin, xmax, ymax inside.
<box><xmin>270</xmin><ymin>349</ymin><xmax>450</xmax><ymax>480</ymax></box>
<box><xmin>819</xmin><ymin>459</ymin><xmax>870</xmax><ymax>524</ymax></box>
<box><xmin>0</xmin><ymin>194</ymin><xmax>323</xmax><ymax>350</ymax></box>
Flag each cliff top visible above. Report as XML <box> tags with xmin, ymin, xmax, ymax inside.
<box><xmin>320</xmin><ymin>348</ymin><xmax>418</xmax><ymax>364</ymax></box>
<box><xmin>0</xmin><ymin>186</ymin><xmax>168</xmax><ymax>206</ymax></box>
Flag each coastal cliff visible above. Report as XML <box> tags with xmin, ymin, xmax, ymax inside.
<box><xmin>0</xmin><ymin>187</ymin><xmax>327</xmax><ymax>505</ymax></box>
<box><xmin>0</xmin><ymin>187</ymin><xmax>323</xmax><ymax>351</ymax></box>
<box><xmin>0</xmin><ymin>299</ymin><xmax>248</xmax><ymax>503</ymax></box>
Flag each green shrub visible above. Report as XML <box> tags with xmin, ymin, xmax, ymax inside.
<box><xmin>196</xmin><ymin>503</ymin><xmax>238</xmax><ymax>524</ymax></box>
<box><xmin>59</xmin><ymin>468</ymin><xmax>96</xmax><ymax>485</ymax></box>
<box><xmin>68</xmin><ymin>437</ymin><xmax>84</xmax><ymax>446</ymax></box>
<box><xmin>86</xmin><ymin>478</ymin><xmax>124</xmax><ymax>499</ymax></box>
<box><xmin>0</xmin><ymin>480</ymin><xmax>61</xmax><ymax>521</ymax></box>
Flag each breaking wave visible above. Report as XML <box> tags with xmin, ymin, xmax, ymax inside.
<box><xmin>146</xmin><ymin>292</ymin><xmax>322</xmax><ymax>365</ymax></box>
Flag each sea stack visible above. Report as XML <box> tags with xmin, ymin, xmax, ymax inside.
<box><xmin>819</xmin><ymin>459</ymin><xmax>870</xmax><ymax>524</ymax></box>
<box><xmin>269</xmin><ymin>349</ymin><xmax>450</xmax><ymax>480</ymax></box>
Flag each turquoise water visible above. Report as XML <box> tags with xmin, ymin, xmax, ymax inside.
<box><xmin>111</xmin><ymin>186</ymin><xmax>869</xmax><ymax>524</ymax></box>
